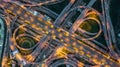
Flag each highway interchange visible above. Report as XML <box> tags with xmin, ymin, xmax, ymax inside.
<box><xmin>0</xmin><ymin>0</ymin><xmax>120</xmax><ymax>67</ymax></box>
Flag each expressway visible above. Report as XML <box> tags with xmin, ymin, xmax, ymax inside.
<box><xmin>0</xmin><ymin>0</ymin><xmax>120</xmax><ymax>67</ymax></box>
<box><xmin>101</xmin><ymin>0</ymin><xmax>120</xmax><ymax>58</ymax></box>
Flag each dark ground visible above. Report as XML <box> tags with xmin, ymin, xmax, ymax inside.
<box><xmin>110</xmin><ymin>0</ymin><xmax>120</xmax><ymax>49</ymax></box>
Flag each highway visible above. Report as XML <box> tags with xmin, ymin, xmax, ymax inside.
<box><xmin>0</xmin><ymin>0</ymin><xmax>120</xmax><ymax>67</ymax></box>
<box><xmin>101</xmin><ymin>0</ymin><xmax>120</xmax><ymax>59</ymax></box>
